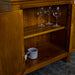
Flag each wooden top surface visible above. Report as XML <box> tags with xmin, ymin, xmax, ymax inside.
<box><xmin>0</xmin><ymin>0</ymin><xmax>73</xmax><ymax>10</ymax></box>
<box><xmin>0</xmin><ymin>0</ymin><xmax>73</xmax><ymax>5</ymax></box>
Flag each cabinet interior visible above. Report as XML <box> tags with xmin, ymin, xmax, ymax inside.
<box><xmin>23</xmin><ymin>4</ymin><xmax>71</xmax><ymax>74</ymax></box>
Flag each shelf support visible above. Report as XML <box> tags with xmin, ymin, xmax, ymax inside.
<box><xmin>63</xmin><ymin>53</ymin><xmax>70</xmax><ymax>62</ymax></box>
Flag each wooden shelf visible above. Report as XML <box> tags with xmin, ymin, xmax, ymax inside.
<box><xmin>24</xmin><ymin>43</ymin><xmax>67</xmax><ymax>74</ymax></box>
<box><xmin>24</xmin><ymin>25</ymin><xmax>65</xmax><ymax>39</ymax></box>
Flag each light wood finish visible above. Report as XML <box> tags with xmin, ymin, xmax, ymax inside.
<box><xmin>21</xmin><ymin>1</ymin><xmax>59</xmax><ymax>9</ymax></box>
<box><xmin>0</xmin><ymin>10</ymin><xmax>25</xmax><ymax>75</ymax></box>
<box><xmin>12</xmin><ymin>5</ymin><xmax>20</xmax><ymax>11</ymax></box>
<box><xmin>64</xmin><ymin>5</ymin><xmax>72</xmax><ymax>61</ymax></box>
<box><xmin>69</xmin><ymin>24</ymin><xmax>74</xmax><ymax>52</ymax></box>
<box><xmin>59</xmin><ymin>0</ymin><xmax>73</xmax><ymax>4</ymax></box>
<box><xmin>69</xmin><ymin>4</ymin><xmax>74</xmax><ymax>52</ymax></box>
<box><xmin>1</xmin><ymin>0</ymin><xmax>73</xmax><ymax>3</ymax></box>
<box><xmin>23</xmin><ymin>8</ymin><xmax>37</xmax><ymax>27</ymax></box>
<box><xmin>2</xmin><ymin>0</ymin><xmax>58</xmax><ymax>2</ymax></box>
<box><xmin>21</xmin><ymin>1</ymin><xmax>73</xmax><ymax>9</ymax></box>
<box><xmin>71</xmin><ymin>4</ymin><xmax>75</xmax><ymax>50</ymax></box>
<box><xmin>1</xmin><ymin>0</ymin><xmax>73</xmax><ymax>11</ymax></box>
<box><xmin>24</xmin><ymin>43</ymin><xmax>67</xmax><ymax>74</ymax></box>
<box><xmin>70</xmin><ymin>4</ymin><xmax>75</xmax><ymax>52</ymax></box>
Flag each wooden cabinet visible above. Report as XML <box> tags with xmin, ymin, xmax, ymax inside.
<box><xmin>0</xmin><ymin>10</ymin><xmax>25</xmax><ymax>75</ymax></box>
<box><xmin>0</xmin><ymin>0</ymin><xmax>74</xmax><ymax>75</ymax></box>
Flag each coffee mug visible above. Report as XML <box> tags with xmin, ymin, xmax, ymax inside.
<box><xmin>27</xmin><ymin>48</ymin><xmax>38</xmax><ymax>59</ymax></box>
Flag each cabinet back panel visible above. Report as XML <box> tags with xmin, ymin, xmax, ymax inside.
<box><xmin>50</xmin><ymin>30</ymin><xmax>66</xmax><ymax>49</ymax></box>
<box><xmin>24</xmin><ymin>34</ymin><xmax>50</xmax><ymax>51</ymax></box>
<box><xmin>51</xmin><ymin>5</ymin><xmax>68</xmax><ymax>26</ymax></box>
<box><xmin>23</xmin><ymin>5</ymin><xmax>68</xmax><ymax>27</ymax></box>
<box><xmin>23</xmin><ymin>8</ymin><xmax>45</xmax><ymax>27</ymax></box>
<box><xmin>24</xmin><ymin>5</ymin><xmax>68</xmax><ymax>51</ymax></box>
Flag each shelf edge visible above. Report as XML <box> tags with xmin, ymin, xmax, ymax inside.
<box><xmin>24</xmin><ymin>27</ymin><xmax>65</xmax><ymax>39</ymax></box>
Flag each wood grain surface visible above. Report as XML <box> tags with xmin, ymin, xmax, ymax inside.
<box><xmin>70</xmin><ymin>4</ymin><xmax>75</xmax><ymax>52</ymax></box>
<box><xmin>0</xmin><ymin>1</ymin><xmax>73</xmax><ymax>75</ymax></box>
<box><xmin>0</xmin><ymin>10</ymin><xmax>25</xmax><ymax>75</ymax></box>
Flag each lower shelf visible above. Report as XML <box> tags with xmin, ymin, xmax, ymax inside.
<box><xmin>24</xmin><ymin>43</ymin><xmax>67</xmax><ymax>74</ymax></box>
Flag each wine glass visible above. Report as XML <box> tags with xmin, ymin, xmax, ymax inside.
<box><xmin>53</xmin><ymin>6</ymin><xmax>61</xmax><ymax>27</ymax></box>
<box><xmin>36</xmin><ymin>11</ymin><xmax>39</xmax><ymax>25</ymax></box>
<box><xmin>46</xmin><ymin>6</ymin><xmax>53</xmax><ymax>25</ymax></box>
<box><xmin>37</xmin><ymin>7</ymin><xmax>45</xmax><ymax>27</ymax></box>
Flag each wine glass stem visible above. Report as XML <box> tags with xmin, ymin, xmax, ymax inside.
<box><xmin>48</xmin><ymin>15</ymin><xmax>50</xmax><ymax>22</ymax></box>
<box><xmin>40</xmin><ymin>16</ymin><xmax>42</xmax><ymax>26</ymax></box>
<box><xmin>48</xmin><ymin>14</ymin><xmax>51</xmax><ymax>23</ymax></box>
<box><xmin>37</xmin><ymin>16</ymin><xmax>38</xmax><ymax>25</ymax></box>
<box><xmin>56</xmin><ymin>17</ymin><xmax>58</xmax><ymax>26</ymax></box>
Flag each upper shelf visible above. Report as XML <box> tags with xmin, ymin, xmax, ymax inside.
<box><xmin>24</xmin><ymin>25</ymin><xmax>65</xmax><ymax>39</ymax></box>
<box><xmin>4</xmin><ymin>0</ymin><xmax>73</xmax><ymax>3</ymax></box>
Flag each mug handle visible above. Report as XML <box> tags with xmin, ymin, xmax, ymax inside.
<box><xmin>27</xmin><ymin>52</ymin><xmax>30</xmax><ymax>59</ymax></box>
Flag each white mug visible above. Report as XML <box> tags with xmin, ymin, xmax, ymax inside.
<box><xmin>27</xmin><ymin>48</ymin><xmax>38</xmax><ymax>59</ymax></box>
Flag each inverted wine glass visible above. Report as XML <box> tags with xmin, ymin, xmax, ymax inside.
<box><xmin>53</xmin><ymin>6</ymin><xmax>61</xmax><ymax>27</ymax></box>
<box><xmin>46</xmin><ymin>6</ymin><xmax>53</xmax><ymax>25</ymax></box>
<box><xmin>37</xmin><ymin>7</ymin><xmax>45</xmax><ymax>27</ymax></box>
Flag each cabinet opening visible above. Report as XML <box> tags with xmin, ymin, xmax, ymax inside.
<box><xmin>23</xmin><ymin>4</ymin><xmax>71</xmax><ymax>74</ymax></box>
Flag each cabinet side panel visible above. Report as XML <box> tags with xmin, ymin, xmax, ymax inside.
<box><xmin>0</xmin><ymin>10</ymin><xmax>25</xmax><ymax>75</ymax></box>
<box><xmin>72</xmin><ymin>4</ymin><xmax>75</xmax><ymax>49</ymax></box>
<box><xmin>70</xmin><ymin>4</ymin><xmax>75</xmax><ymax>52</ymax></box>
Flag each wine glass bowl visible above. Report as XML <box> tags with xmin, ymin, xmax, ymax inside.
<box><xmin>53</xmin><ymin>11</ymin><xmax>61</xmax><ymax>18</ymax></box>
<box><xmin>36</xmin><ymin>6</ymin><xmax>61</xmax><ymax>28</ymax></box>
